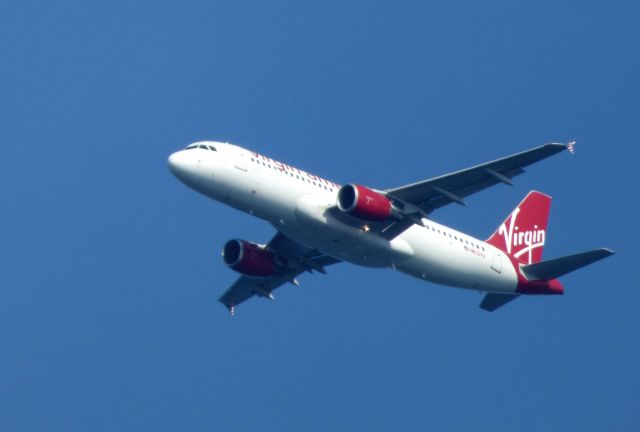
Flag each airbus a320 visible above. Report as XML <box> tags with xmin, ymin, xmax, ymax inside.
<box><xmin>168</xmin><ymin>141</ymin><xmax>613</xmax><ymax>313</ymax></box>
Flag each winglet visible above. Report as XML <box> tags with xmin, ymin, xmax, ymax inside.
<box><xmin>567</xmin><ymin>141</ymin><xmax>576</xmax><ymax>154</ymax></box>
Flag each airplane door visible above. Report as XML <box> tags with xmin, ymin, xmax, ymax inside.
<box><xmin>234</xmin><ymin>152</ymin><xmax>248</xmax><ymax>172</ymax></box>
<box><xmin>491</xmin><ymin>252</ymin><xmax>502</xmax><ymax>273</ymax></box>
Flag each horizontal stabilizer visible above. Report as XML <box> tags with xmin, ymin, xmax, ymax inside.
<box><xmin>480</xmin><ymin>293</ymin><xmax>520</xmax><ymax>312</ymax></box>
<box><xmin>520</xmin><ymin>248</ymin><xmax>614</xmax><ymax>281</ymax></box>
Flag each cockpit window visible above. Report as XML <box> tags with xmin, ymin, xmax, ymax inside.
<box><xmin>200</xmin><ymin>144</ymin><xmax>217</xmax><ymax>151</ymax></box>
<box><xmin>185</xmin><ymin>143</ymin><xmax>217</xmax><ymax>151</ymax></box>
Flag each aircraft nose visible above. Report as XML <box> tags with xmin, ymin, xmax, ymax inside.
<box><xmin>167</xmin><ymin>150</ymin><xmax>192</xmax><ymax>180</ymax></box>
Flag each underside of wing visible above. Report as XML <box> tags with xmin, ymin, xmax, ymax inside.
<box><xmin>218</xmin><ymin>233</ymin><xmax>341</xmax><ymax>313</ymax></box>
<box><xmin>386</xmin><ymin>143</ymin><xmax>570</xmax><ymax>214</ymax></box>
<box><xmin>218</xmin><ymin>274</ymin><xmax>291</xmax><ymax>311</ymax></box>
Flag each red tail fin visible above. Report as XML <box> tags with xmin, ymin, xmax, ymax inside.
<box><xmin>486</xmin><ymin>191</ymin><xmax>551</xmax><ymax>264</ymax></box>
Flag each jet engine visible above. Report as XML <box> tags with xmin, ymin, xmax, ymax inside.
<box><xmin>222</xmin><ymin>239</ymin><xmax>276</xmax><ymax>276</ymax></box>
<box><xmin>337</xmin><ymin>184</ymin><xmax>393</xmax><ymax>221</ymax></box>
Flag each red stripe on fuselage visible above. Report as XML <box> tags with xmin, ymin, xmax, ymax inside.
<box><xmin>251</xmin><ymin>152</ymin><xmax>341</xmax><ymax>188</ymax></box>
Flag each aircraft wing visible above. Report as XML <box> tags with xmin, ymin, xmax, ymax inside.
<box><xmin>385</xmin><ymin>143</ymin><xmax>571</xmax><ymax>215</ymax></box>
<box><xmin>218</xmin><ymin>233</ymin><xmax>341</xmax><ymax>313</ymax></box>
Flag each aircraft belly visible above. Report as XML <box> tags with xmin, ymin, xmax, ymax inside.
<box><xmin>395</xmin><ymin>226</ymin><xmax>518</xmax><ymax>293</ymax></box>
<box><xmin>283</xmin><ymin>194</ymin><xmax>415</xmax><ymax>267</ymax></box>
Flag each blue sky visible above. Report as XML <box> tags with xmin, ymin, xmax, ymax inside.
<box><xmin>1</xmin><ymin>1</ymin><xmax>638</xmax><ymax>430</ymax></box>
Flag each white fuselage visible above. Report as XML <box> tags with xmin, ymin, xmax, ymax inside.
<box><xmin>168</xmin><ymin>142</ymin><xmax>519</xmax><ymax>294</ymax></box>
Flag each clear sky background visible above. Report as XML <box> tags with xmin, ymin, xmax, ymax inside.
<box><xmin>1</xmin><ymin>1</ymin><xmax>638</xmax><ymax>430</ymax></box>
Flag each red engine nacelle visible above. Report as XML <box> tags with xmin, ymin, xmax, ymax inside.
<box><xmin>337</xmin><ymin>184</ymin><xmax>393</xmax><ymax>221</ymax></box>
<box><xmin>222</xmin><ymin>239</ymin><xmax>276</xmax><ymax>276</ymax></box>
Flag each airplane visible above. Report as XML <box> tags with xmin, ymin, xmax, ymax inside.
<box><xmin>168</xmin><ymin>140</ymin><xmax>613</xmax><ymax>314</ymax></box>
